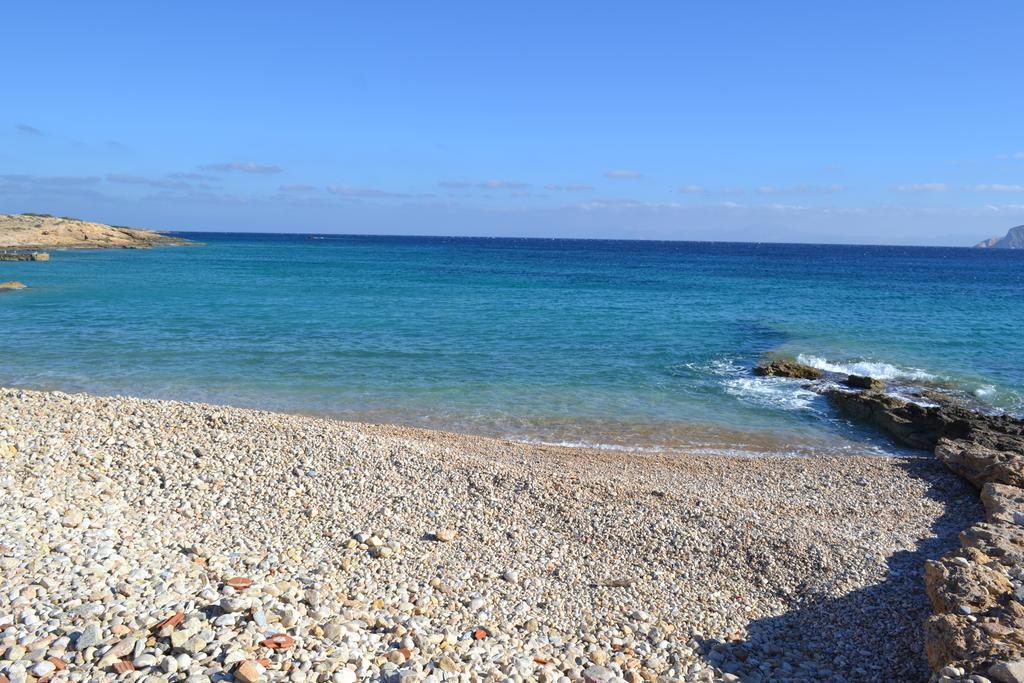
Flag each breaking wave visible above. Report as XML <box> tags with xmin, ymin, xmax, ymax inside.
<box><xmin>796</xmin><ymin>354</ymin><xmax>938</xmax><ymax>381</ymax></box>
<box><xmin>723</xmin><ymin>376</ymin><xmax>822</xmax><ymax>412</ymax></box>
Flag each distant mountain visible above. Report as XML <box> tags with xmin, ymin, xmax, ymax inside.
<box><xmin>975</xmin><ymin>225</ymin><xmax>1024</xmax><ymax>249</ymax></box>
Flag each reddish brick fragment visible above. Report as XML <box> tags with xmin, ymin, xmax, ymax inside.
<box><xmin>113</xmin><ymin>660</ymin><xmax>135</xmax><ymax>674</ymax></box>
<box><xmin>226</xmin><ymin>577</ymin><xmax>253</xmax><ymax>589</ymax></box>
<box><xmin>260</xmin><ymin>633</ymin><xmax>295</xmax><ymax>649</ymax></box>
<box><xmin>154</xmin><ymin>610</ymin><xmax>184</xmax><ymax>631</ymax></box>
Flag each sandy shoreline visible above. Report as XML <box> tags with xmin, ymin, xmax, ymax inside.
<box><xmin>0</xmin><ymin>387</ymin><xmax>980</xmax><ymax>682</ymax></box>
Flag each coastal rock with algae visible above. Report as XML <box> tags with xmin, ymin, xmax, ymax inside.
<box><xmin>752</xmin><ymin>358</ymin><xmax>823</xmax><ymax>380</ymax></box>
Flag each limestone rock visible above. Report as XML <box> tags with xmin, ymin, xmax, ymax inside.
<box><xmin>826</xmin><ymin>389</ymin><xmax>1024</xmax><ymax>452</ymax></box>
<box><xmin>0</xmin><ymin>213</ymin><xmax>193</xmax><ymax>249</ymax></box>
<box><xmin>938</xmin><ymin>439</ymin><xmax>1024</xmax><ymax>489</ymax></box>
<box><xmin>924</xmin><ymin>551</ymin><xmax>1012</xmax><ymax>614</ymax></box>
<box><xmin>961</xmin><ymin>523</ymin><xmax>1024</xmax><ymax>566</ymax></box>
<box><xmin>826</xmin><ymin>390</ymin><xmax>953</xmax><ymax>450</ymax></box>
<box><xmin>925</xmin><ymin>614</ymin><xmax>997</xmax><ymax>671</ymax></box>
<box><xmin>752</xmin><ymin>359</ymin><xmax>822</xmax><ymax>380</ymax></box>
<box><xmin>990</xmin><ymin>660</ymin><xmax>1024</xmax><ymax>683</ymax></box>
<box><xmin>982</xmin><ymin>483</ymin><xmax>1024</xmax><ymax>525</ymax></box>
<box><xmin>844</xmin><ymin>374</ymin><xmax>885</xmax><ymax>391</ymax></box>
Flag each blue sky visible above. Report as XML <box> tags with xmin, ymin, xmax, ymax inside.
<box><xmin>2</xmin><ymin>1</ymin><xmax>1022</xmax><ymax>245</ymax></box>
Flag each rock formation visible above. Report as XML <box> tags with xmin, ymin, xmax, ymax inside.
<box><xmin>821</xmin><ymin>385</ymin><xmax>1024</xmax><ymax>681</ymax></box>
<box><xmin>976</xmin><ymin>225</ymin><xmax>1024</xmax><ymax>249</ymax></box>
<box><xmin>0</xmin><ymin>213</ymin><xmax>192</xmax><ymax>249</ymax></box>
<box><xmin>752</xmin><ymin>359</ymin><xmax>822</xmax><ymax>380</ymax></box>
<box><xmin>0</xmin><ymin>251</ymin><xmax>48</xmax><ymax>261</ymax></box>
<box><xmin>844</xmin><ymin>374</ymin><xmax>886</xmax><ymax>391</ymax></box>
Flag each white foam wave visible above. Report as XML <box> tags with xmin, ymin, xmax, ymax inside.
<box><xmin>525</xmin><ymin>439</ymin><xmax>660</xmax><ymax>453</ymax></box>
<box><xmin>974</xmin><ymin>384</ymin><xmax>997</xmax><ymax>399</ymax></box>
<box><xmin>723</xmin><ymin>375</ymin><xmax>821</xmax><ymax>412</ymax></box>
<box><xmin>796</xmin><ymin>354</ymin><xmax>937</xmax><ymax>381</ymax></box>
<box><xmin>679</xmin><ymin>358</ymin><xmax>745</xmax><ymax>377</ymax></box>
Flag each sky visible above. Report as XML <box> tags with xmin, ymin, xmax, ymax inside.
<box><xmin>2</xmin><ymin>1</ymin><xmax>1023</xmax><ymax>245</ymax></box>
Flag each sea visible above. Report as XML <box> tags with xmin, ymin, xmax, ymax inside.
<box><xmin>2</xmin><ymin>233</ymin><xmax>1022</xmax><ymax>457</ymax></box>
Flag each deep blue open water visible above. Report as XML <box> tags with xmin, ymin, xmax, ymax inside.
<box><xmin>2</xmin><ymin>233</ymin><xmax>1021</xmax><ymax>456</ymax></box>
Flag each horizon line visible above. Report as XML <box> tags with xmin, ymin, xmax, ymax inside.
<box><xmin>165</xmin><ymin>228</ymin><xmax>1002</xmax><ymax>251</ymax></box>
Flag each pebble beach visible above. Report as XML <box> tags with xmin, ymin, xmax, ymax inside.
<box><xmin>0</xmin><ymin>387</ymin><xmax>981</xmax><ymax>682</ymax></box>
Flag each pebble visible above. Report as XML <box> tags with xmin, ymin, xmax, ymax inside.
<box><xmin>75</xmin><ymin>622</ymin><xmax>102</xmax><ymax>650</ymax></box>
<box><xmin>236</xmin><ymin>660</ymin><xmax>267</xmax><ymax>683</ymax></box>
<box><xmin>0</xmin><ymin>387</ymin><xmax>980</xmax><ymax>683</ymax></box>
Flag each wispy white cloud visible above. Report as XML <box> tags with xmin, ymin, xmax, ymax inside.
<box><xmin>439</xmin><ymin>180</ymin><xmax>530</xmax><ymax>190</ymax></box>
<box><xmin>168</xmin><ymin>172</ymin><xmax>217</xmax><ymax>181</ymax></box>
<box><xmin>278</xmin><ymin>184</ymin><xmax>317</xmax><ymax>193</ymax></box>
<box><xmin>107</xmin><ymin>174</ymin><xmax>190</xmax><ymax>190</ymax></box>
<box><xmin>974</xmin><ymin>183</ymin><xmax>1024</xmax><ymax>193</ymax></box>
<box><xmin>200</xmin><ymin>161</ymin><xmax>282</xmax><ymax>174</ymax></box>
<box><xmin>756</xmin><ymin>184</ymin><xmax>845</xmax><ymax>195</ymax></box>
<box><xmin>478</xmin><ymin>180</ymin><xmax>529</xmax><ymax>189</ymax></box>
<box><xmin>543</xmin><ymin>183</ymin><xmax>595</xmax><ymax>192</ymax></box>
<box><xmin>604</xmin><ymin>170</ymin><xmax>643</xmax><ymax>179</ymax></box>
<box><xmin>327</xmin><ymin>185</ymin><xmax>433</xmax><ymax>198</ymax></box>
<box><xmin>1</xmin><ymin>174</ymin><xmax>101</xmax><ymax>186</ymax></box>
<box><xmin>893</xmin><ymin>183</ymin><xmax>951</xmax><ymax>193</ymax></box>
<box><xmin>679</xmin><ymin>185</ymin><xmax>706</xmax><ymax>194</ymax></box>
<box><xmin>106</xmin><ymin>174</ymin><xmax>149</xmax><ymax>185</ymax></box>
<box><xmin>995</xmin><ymin>152</ymin><xmax>1024</xmax><ymax>160</ymax></box>
<box><xmin>151</xmin><ymin>179</ymin><xmax>190</xmax><ymax>190</ymax></box>
<box><xmin>15</xmin><ymin>123</ymin><xmax>42</xmax><ymax>136</ymax></box>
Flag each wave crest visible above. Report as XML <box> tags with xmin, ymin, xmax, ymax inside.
<box><xmin>796</xmin><ymin>354</ymin><xmax>937</xmax><ymax>381</ymax></box>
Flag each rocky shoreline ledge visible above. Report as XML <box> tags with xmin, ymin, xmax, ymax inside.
<box><xmin>756</xmin><ymin>359</ymin><xmax>1024</xmax><ymax>682</ymax></box>
<box><xmin>0</xmin><ymin>387</ymin><xmax>980</xmax><ymax>682</ymax></box>
<box><xmin>0</xmin><ymin>214</ymin><xmax>192</xmax><ymax>250</ymax></box>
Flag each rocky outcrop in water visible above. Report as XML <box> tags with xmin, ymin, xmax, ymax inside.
<box><xmin>825</xmin><ymin>389</ymin><xmax>966</xmax><ymax>450</ymax></box>
<box><xmin>752</xmin><ymin>359</ymin><xmax>822</xmax><ymax>380</ymax></box>
<box><xmin>0</xmin><ymin>251</ymin><xmax>48</xmax><ymax>261</ymax></box>
<box><xmin>0</xmin><ymin>281</ymin><xmax>27</xmax><ymax>291</ymax></box>
<box><xmin>844</xmin><ymin>374</ymin><xmax>885</xmax><ymax>391</ymax></box>
<box><xmin>820</xmin><ymin>385</ymin><xmax>1024</xmax><ymax>681</ymax></box>
<box><xmin>825</xmin><ymin>388</ymin><xmax>1024</xmax><ymax>451</ymax></box>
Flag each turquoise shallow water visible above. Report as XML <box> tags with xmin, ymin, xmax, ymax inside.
<box><xmin>2</xmin><ymin>233</ymin><xmax>1022</xmax><ymax>455</ymax></box>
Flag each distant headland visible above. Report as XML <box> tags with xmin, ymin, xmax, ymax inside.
<box><xmin>0</xmin><ymin>213</ymin><xmax>193</xmax><ymax>250</ymax></box>
<box><xmin>975</xmin><ymin>224</ymin><xmax>1024</xmax><ymax>249</ymax></box>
